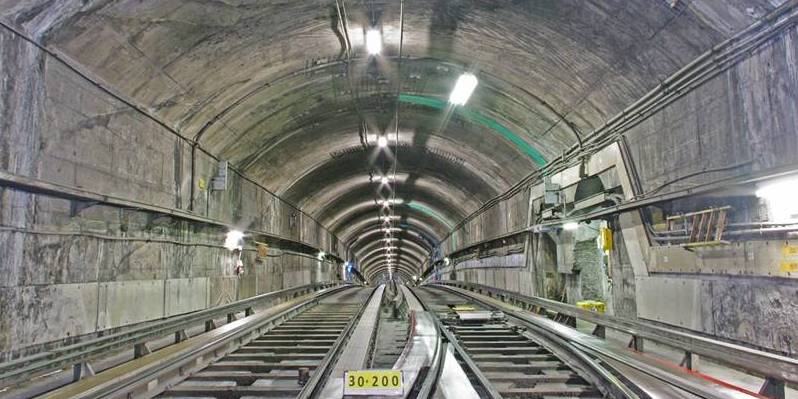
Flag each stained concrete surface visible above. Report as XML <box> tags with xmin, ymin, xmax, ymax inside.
<box><xmin>0</xmin><ymin>2</ymin><xmax>797</xmax><ymax>388</ymax></box>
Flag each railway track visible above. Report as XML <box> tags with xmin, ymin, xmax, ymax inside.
<box><xmin>158</xmin><ymin>288</ymin><xmax>372</xmax><ymax>398</ymax></box>
<box><xmin>410</xmin><ymin>287</ymin><xmax>635</xmax><ymax>399</ymax></box>
<box><xmin>32</xmin><ymin>283</ymin><xmax>756</xmax><ymax>399</ymax></box>
<box><xmin>452</xmin><ymin>323</ymin><xmax>602</xmax><ymax>398</ymax></box>
<box><xmin>38</xmin><ymin>286</ymin><xmax>375</xmax><ymax>399</ymax></box>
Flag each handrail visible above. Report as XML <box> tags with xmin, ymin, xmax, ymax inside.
<box><xmin>431</xmin><ymin>281</ymin><xmax>798</xmax><ymax>385</ymax></box>
<box><xmin>0</xmin><ymin>281</ymin><xmax>346</xmax><ymax>386</ymax></box>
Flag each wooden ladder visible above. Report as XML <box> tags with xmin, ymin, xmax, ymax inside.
<box><xmin>666</xmin><ymin>206</ymin><xmax>731</xmax><ymax>248</ymax></box>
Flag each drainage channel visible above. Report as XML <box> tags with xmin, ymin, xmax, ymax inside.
<box><xmin>411</xmin><ymin>287</ymin><xmax>606</xmax><ymax>399</ymax></box>
<box><xmin>155</xmin><ymin>287</ymin><xmax>374</xmax><ymax>399</ymax></box>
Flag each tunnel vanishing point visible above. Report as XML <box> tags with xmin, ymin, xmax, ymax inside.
<box><xmin>1</xmin><ymin>1</ymin><xmax>798</xmax><ymax>398</ymax></box>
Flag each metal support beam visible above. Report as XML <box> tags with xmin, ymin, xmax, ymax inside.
<box><xmin>627</xmin><ymin>335</ymin><xmax>644</xmax><ymax>352</ymax></box>
<box><xmin>174</xmin><ymin>329</ymin><xmax>189</xmax><ymax>343</ymax></box>
<box><xmin>680</xmin><ymin>351</ymin><xmax>700</xmax><ymax>371</ymax></box>
<box><xmin>592</xmin><ymin>325</ymin><xmax>606</xmax><ymax>339</ymax></box>
<box><xmin>72</xmin><ymin>362</ymin><xmax>94</xmax><ymax>382</ymax></box>
<box><xmin>759</xmin><ymin>378</ymin><xmax>785</xmax><ymax>399</ymax></box>
<box><xmin>134</xmin><ymin>343</ymin><xmax>151</xmax><ymax>359</ymax></box>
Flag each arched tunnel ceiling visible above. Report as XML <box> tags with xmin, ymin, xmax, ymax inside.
<box><xmin>2</xmin><ymin>0</ymin><xmax>785</xmax><ymax>281</ymax></box>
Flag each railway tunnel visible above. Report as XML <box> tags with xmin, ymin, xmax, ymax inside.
<box><xmin>1</xmin><ymin>1</ymin><xmax>798</xmax><ymax>398</ymax></box>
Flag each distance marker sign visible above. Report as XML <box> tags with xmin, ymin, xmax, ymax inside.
<box><xmin>343</xmin><ymin>369</ymin><xmax>404</xmax><ymax>396</ymax></box>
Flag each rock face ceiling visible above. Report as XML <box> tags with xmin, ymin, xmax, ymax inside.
<box><xmin>0</xmin><ymin>0</ymin><xmax>784</xmax><ymax>279</ymax></box>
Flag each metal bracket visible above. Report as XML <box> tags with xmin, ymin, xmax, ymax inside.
<box><xmin>174</xmin><ymin>329</ymin><xmax>188</xmax><ymax>343</ymax></box>
<box><xmin>134</xmin><ymin>342</ymin><xmax>151</xmax><ymax>359</ymax></box>
<box><xmin>69</xmin><ymin>200</ymin><xmax>99</xmax><ymax>217</ymax></box>
<box><xmin>680</xmin><ymin>351</ymin><xmax>700</xmax><ymax>371</ymax></box>
<box><xmin>628</xmin><ymin>335</ymin><xmax>644</xmax><ymax>352</ymax></box>
<box><xmin>759</xmin><ymin>377</ymin><xmax>785</xmax><ymax>399</ymax></box>
<box><xmin>72</xmin><ymin>361</ymin><xmax>95</xmax><ymax>382</ymax></box>
<box><xmin>592</xmin><ymin>325</ymin><xmax>606</xmax><ymax>339</ymax></box>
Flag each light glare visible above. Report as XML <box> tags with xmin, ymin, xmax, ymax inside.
<box><xmin>756</xmin><ymin>177</ymin><xmax>798</xmax><ymax>222</ymax></box>
<box><xmin>449</xmin><ymin>73</ymin><xmax>478</xmax><ymax>105</ymax></box>
<box><xmin>378</xmin><ymin>198</ymin><xmax>404</xmax><ymax>206</ymax></box>
<box><xmin>377</xmin><ymin>136</ymin><xmax>388</xmax><ymax>148</ymax></box>
<box><xmin>366</xmin><ymin>29</ymin><xmax>382</xmax><ymax>55</ymax></box>
<box><xmin>224</xmin><ymin>230</ymin><xmax>244</xmax><ymax>251</ymax></box>
<box><xmin>563</xmin><ymin>222</ymin><xmax>580</xmax><ymax>231</ymax></box>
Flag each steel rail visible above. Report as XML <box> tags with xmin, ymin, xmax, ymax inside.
<box><xmin>406</xmin><ymin>287</ymin><xmax>503</xmax><ymax>399</ymax></box>
<box><xmin>413</xmin><ymin>284</ymin><xmax>637</xmax><ymax>398</ymax></box>
<box><xmin>432</xmin><ymin>280</ymin><xmax>798</xmax><ymax>386</ymax></box>
<box><xmin>424</xmin><ymin>287</ymin><xmax>676</xmax><ymax>399</ymax></box>
<box><xmin>429</xmin><ymin>315</ymin><xmax>504</xmax><ymax>399</ymax></box>
<box><xmin>503</xmin><ymin>314</ymin><xmax>640</xmax><ymax>399</ymax></box>
<box><xmin>296</xmin><ymin>287</ymin><xmax>380</xmax><ymax>399</ymax></box>
<box><xmin>430</xmin><ymin>284</ymin><xmax>741</xmax><ymax>399</ymax></box>
<box><xmin>398</xmin><ymin>286</ymin><xmax>446</xmax><ymax>399</ymax></box>
<box><xmin>413</xmin><ymin>340</ymin><xmax>446</xmax><ymax>399</ymax></box>
<box><xmin>41</xmin><ymin>285</ymin><xmax>358</xmax><ymax>398</ymax></box>
<box><xmin>0</xmin><ymin>282</ymin><xmax>346</xmax><ymax>387</ymax></box>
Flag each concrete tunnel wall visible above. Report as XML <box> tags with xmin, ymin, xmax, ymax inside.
<box><xmin>0</xmin><ymin>0</ymin><xmax>796</xmax><ymax>369</ymax></box>
<box><xmin>435</xmin><ymin>22</ymin><xmax>798</xmax><ymax>356</ymax></box>
<box><xmin>0</xmin><ymin>29</ymin><xmax>341</xmax><ymax>362</ymax></box>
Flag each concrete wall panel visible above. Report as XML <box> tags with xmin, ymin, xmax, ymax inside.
<box><xmin>165</xmin><ymin>278</ymin><xmax>209</xmax><ymax>317</ymax></box>
<box><xmin>709</xmin><ymin>278</ymin><xmax>798</xmax><ymax>354</ymax></box>
<box><xmin>98</xmin><ymin>280</ymin><xmax>165</xmax><ymax>330</ymax></box>
<box><xmin>209</xmin><ymin>277</ymin><xmax>238</xmax><ymax>307</ymax></box>
<box><xmin>0</xmin><ymin>284</ymin><xmax>98</xmax><ymax>354</ymax></box>
<box><xmin>626</xmin><ymin>26</ymin><xmax>798</xmax><ymax>196</ymax></box>
<box><xmin>636</xmin><ymin>277</ymin><xmax>704</xmax><ymax>330</ymax></box>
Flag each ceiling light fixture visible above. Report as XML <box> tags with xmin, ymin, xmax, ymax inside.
<box><xmin>449</xmin><ymin>73</ymin><xmax>478</xmax><ymax>105</ymax></box>
<box><xmin>224</xmin><ymin>230</ymin><xmax>244</xmax><ymax>251</ymax></box>
<box><xmin>563</xmin><ymin>222</ymin><xmax>580</xmax><ymax>231</ymax></box>
<box><xmin>378</xmin><ymin>198</ymin><xmax>403</xmax><ymax>206</ymax></box>
<box><xmin>756</xmin><ymin>176</ymin><xmax>798</xmax><ymax>222</ymax></box>
<box><xmin>366</xmin><ymin>29</ymin><xmax>382</xmax><ymax>55</ymax></box>
<box><xmin>377</xmin><ymin>136</ymin><xmax>388</xmax><ymax>148</ymax></box>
